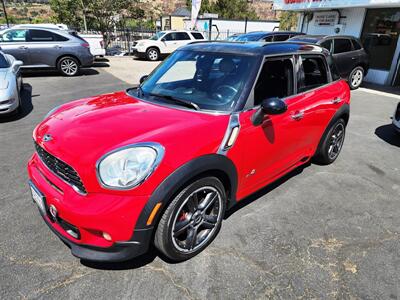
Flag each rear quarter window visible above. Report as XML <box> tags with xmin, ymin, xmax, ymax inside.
<box><xmin>191</xmin><ymin>32</ymin><xmax>204</xmax><ymax>40</ymax></box>
<box><xmin>334</xmin><ymin>39</ymin><xmax>353</xmax><ymax>54</ymax></box>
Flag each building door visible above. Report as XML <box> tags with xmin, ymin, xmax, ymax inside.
<box><xmin>361</xmin><ymin>8</ymin><xmax>400</xmax><ymax>85</ymax></box>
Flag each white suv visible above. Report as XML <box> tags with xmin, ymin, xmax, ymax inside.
<box><xmin>133</xmin><ymin>30</ymin><xmax>205</xmax><ymax>61</ymax></box>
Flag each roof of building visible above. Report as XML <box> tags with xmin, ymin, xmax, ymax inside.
<box><xmin>171</xmin><ymin>7</ymin><xmax>191</xmax><ymax>17</ymax></box>
<box><xmin>180</xmin><ymin>41</ymin><xmax>329</xmax><ymax>56</ymax></box>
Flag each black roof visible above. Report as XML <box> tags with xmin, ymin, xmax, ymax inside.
<box><xmin>289</xmin><ymin>34</ymin><xmax>359</xmax><ymax>44</ymax></box>
<box><xmin>181</xmin><ymin>41</ymin><xmax>329</xmax><ymax>56</ymax></box>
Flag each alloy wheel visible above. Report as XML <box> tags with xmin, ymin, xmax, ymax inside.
<box><xmin>351</xmin><ymin>69</ymin><xmax>363</xmax><ymax>88</ymax></box>
<box><xmin>328</xmin><ymin>123</ymin><xmax>345</xmax><ymax>160</ymax></box>
<box><xmin>61</xmin><ymin>59</ymin><xmax>78</xmax><ymax>76</ymax></box>
<box><xmin>148</xmin><ymin>49</ymin><xmax>158</xmax><ymax>61</ymax></box>
<box><xmin>171</xmin><ymin>186</ymin><xmax>223</xmax><ymax>253</ymax></box>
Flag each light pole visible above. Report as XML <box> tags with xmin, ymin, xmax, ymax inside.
<box><xmin>1</xmin><ymin>0</ymin><xmax>9</xmax><ymax>28</ymax></box>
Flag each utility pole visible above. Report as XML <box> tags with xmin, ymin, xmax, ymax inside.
<box><xmin>80</xmin><ymin>0</ymin><xmax>88</xmax><ymax>32</ymax></box>
<box><xmin>1</xmin><ymin>0</ymin><xmax>9</xmax><ymax>28</ymax></box>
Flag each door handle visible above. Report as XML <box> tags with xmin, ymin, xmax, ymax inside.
<box><xmin>18</xmin><ymin>46</ymin><xmax>28</xmax><ymax>50</ymax></box>
<box><xmin>291</xmin><ymin>111</ymin><xmax>304</xmax><ymax>121</ymax></box>
<box><xmin>332</xmin><ymin>97</ymin><xmax>342</xmax><ymax>104</ymax></box>
<box><xmin>53</xmin><ymin>45</ymin><xmax>62</xmax><ymax>49</ymax></box>
<box><xmin>351</xmin><ymin>57</ymin><xmax>357</xmax><ymax>60</ymax></box>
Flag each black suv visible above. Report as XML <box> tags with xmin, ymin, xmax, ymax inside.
<box><xmin>289</xmin><ymin>35</ymin><xmax>369</xmax><ymax>90</ymax></box>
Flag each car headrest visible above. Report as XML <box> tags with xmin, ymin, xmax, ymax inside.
<box><xmin>219</xmin><ymin>58</ymin><xmax>235</xmax><ymax>74</ymax></box>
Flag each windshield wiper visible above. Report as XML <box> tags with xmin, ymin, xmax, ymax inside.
<box><xmin>149</xmin><ymin>93</ymin><xmax>200</xmax><ymax>111</ymax></box>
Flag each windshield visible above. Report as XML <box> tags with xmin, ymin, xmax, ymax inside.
<box><xmin>235</xmin><ymin>34</ymin><xmax>264</xmax><ymax>42</ymax></box>
<box><xmin>150</xmin><ymin>32</ymin><xmax>165</xmax><ymax>40</ymax></box>
<box><xmin>0</xmin><ymin>53</ymin><xmax>9</xmax><ymax>68</ymax></box>
<box><xmin>133</xmin><ymin>50</ymin><xmax>257</xmax><ymax>112</ymax></box>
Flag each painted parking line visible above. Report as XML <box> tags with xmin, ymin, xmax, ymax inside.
<box><xmin>357</xmin><ymin>87</ymin><xmax>400</xmax><ymax>100</ymax></box>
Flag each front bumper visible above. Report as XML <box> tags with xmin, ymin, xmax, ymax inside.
<box><xmin>27</xmin><ymin>153</ymin><xmax>154</xmax><ymax>262</ymax></box>
<box><xmin>0</xmin><ymin>86</ymin><xmax>19</xmax><ymax>114</ymax></box>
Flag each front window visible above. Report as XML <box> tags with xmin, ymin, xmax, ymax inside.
<box><xmin>150</xmin><ymin>32</ymin><xmax>165</xmax><ymax>41</ymax></box>
<box><xmin>0</xmin><ymin>29</ymin><xmax>27</xmax><ymax>42</ymax></box>
<box><xmin>133</xmin><ymin>50</ymin><xmax>258</xmax><ymax>112</ymax></box>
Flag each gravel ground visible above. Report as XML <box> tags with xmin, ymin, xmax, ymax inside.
<box><xmin>0</xmin><ymin>60</ymin><xmax>399</xmax><ymax>299</ymax></box>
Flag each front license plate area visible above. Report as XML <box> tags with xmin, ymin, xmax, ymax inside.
<box><xmin>29</xmin><ymin>181</ymin><xmax>46</xmax><ymax>215</ymax></box>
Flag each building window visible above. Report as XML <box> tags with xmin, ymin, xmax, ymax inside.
<box><xmin>361</xmin><ymin>8</ymin><xmax>400</xmax><ymax>70</ymax></box>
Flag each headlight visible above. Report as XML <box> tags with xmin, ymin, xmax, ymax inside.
<box><xmin>97</xmin><ymin>143</ymin><xmax>164</xmax><ymax>190</ymax></box>
<box><xmin>44</xmin><ymin>105</ymin><xmax>61</xmax><ymax>119</ymax></box>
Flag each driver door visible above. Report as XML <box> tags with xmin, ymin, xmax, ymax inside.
<box><xmin>162</xmin><ymin>33</ymin><xmax>180</xmax><ymax>53</ymax></box>
<box><xmin>229</xmin><ymin>56</ymin><xmax>307</xmax><ymax>198</ymax></box>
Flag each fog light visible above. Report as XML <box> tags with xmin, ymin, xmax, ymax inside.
<box><xmin>102</xmin><ymin>232</ymin><xmax>112</xmax><ymax>241</ymax></box>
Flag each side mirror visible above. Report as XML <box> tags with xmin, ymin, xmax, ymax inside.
<box><xmin>161</xmin><ymin>38</ymin><xmax>166</xmax><ymax>42</ymax></box>
<box><xmin>139</xmin><ymin>75</ymin><xmax>148</xmax><ymax>84</ymax></box>
<box><xmin>252</xmin><ymin>97</ymin><xmax>287</xmax><ymax>126</ymax></box>
<box><xmin>12</xmin><ymin>60</ymin><xmax>23</xmax><ymax>73</ymax></box>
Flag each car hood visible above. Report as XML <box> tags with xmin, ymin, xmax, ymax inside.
<box><xmin>33</xmin><ymin>91</ymin><xmax>230</xmax><ymax>191</ymax></box>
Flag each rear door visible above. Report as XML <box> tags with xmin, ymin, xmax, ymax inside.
<box><xmin>27</xmin><ymin>29</ymin><xmax>69</xmax><ymax>67</ymax></box>
<box><xmin>0</xmin><ymin>29</ymin><xmax>30</xmax><ymax>65</ymax></box>
<box><xmin>175</xmin><ymin>32</ymin><xmax>192</xmax><ymax>48</ymax></box>
<box><xmin>332</xmin><ymin>38</ymin><xmax>356</xmax><ymax>77</ymax></box>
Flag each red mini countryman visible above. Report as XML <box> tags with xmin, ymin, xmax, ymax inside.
<box><xmin>28</xmin><ymin>42</ymin><xmax>350</xmax><ymax>262</ymax></box>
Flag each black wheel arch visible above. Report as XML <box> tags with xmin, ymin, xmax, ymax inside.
<box><xmin>315</xmin><ymin>103</ymin><xmax>350</xmax><ymax>156</ymax></box>
<box><xmin>135</xmin><ymin>154</ymin><xmax>238</xmax><ymax>230</ymax></box>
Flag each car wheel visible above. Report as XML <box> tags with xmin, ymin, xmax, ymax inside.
<box><xmin>58</xmin><ymin>57</ymin><xmax>80</xmax><ymax>76</ymax></box>
<box><xmin>348</xmin><ymin>66</ymin><xmax>364</xmax><ymax>90</ymax></box>
<box><xmin>146</xmin><ymin>48</ymin><xmax>160</xmax><ymax>61</ymax></box>
<box><xmin>154</xmin><ymin>177</ymin><xmax>226</xmax><ymax>262</ymax></box>
<box><xmin>313</xmin><ymin>119</ymin><xmax>346</xmax><ymax>165</ymax></box>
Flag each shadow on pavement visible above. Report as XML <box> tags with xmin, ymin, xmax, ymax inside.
<box><xmin>375</xmin><ymin>124</ymin><xmax>400</xmax><ymax>147</ymax></box>
<box><xmin>0</xmin><ymin>84</ymin><xmax>33</xmax><ymax>123</ymax></box>
<box><xmin>22</xmin><ymin>68</ymin><xmax>99</xmax><ymax>78</ymax></box>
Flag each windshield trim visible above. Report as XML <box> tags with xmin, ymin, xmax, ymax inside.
<box><xmin>125</xmin><ymin>88</ymin><xmax>231</xmax><ymax>116</ymax></box>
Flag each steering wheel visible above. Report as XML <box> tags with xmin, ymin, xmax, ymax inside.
<box><xmin>212</xmin><ymin>85</ymin><xmax>238</xmax><ymax>105</ymax></box>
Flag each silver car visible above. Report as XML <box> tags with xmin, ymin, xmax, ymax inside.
<box><xmin>0</xmin><ymin>27</ymin><xmax>94</xmax><ymax>76</ymax></box>
<box><xmin>0</xmin><ymin>52</ymin><xmax>23</xmax><ymax>115</ymax></box>
<box><xmin>393</xmin><ymin>102</ymin><xmax>400</xmax><ymax>135</ymax></box>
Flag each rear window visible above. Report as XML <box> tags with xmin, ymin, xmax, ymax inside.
<box><xmin>191</xmin><ymin>32</ymin><xmax>204</xmax><ymax>40</ymax></box>
<box><xmin>29</xmin><ymin>29</ymin><xmax>69</xmax><ymax>42</ymax></box>
<box><xmin>176</xmin><ymin>32</ymin><xmax>191</xmax><ymax>40</ymax></box>
<box><xmin>298</xmin><ymin>55</ymin><xmax>329</xmax><ymax>92</ymax></box>
<box><xmin>273</xmin><ymin>34</ymin><xmax>290</xmax><ymax>41</ymax></box>
<box><xmin>334</xmin><ymin>39</ymin><xmax>353</xmax><ymax>54</ymax></box>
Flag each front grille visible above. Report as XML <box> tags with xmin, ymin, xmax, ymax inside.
<box><xmin>35</xmin><ymin>142</ymin><xmax>87</xmax><ymax>194</ymax></box>
<box><xmin>395</xmin><ymin>103</ymin><xmax>400</xmax><ymax>121</ymax></box>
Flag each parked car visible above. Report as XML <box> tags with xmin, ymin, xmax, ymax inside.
<box><xmin>0</xmin><ymin>26</ymin><xmax>94</xmax><ymax>76</ymax></box>
<box><xmin>392</xmin><ymin>102</ymin><xmax>400</xmax><ymax>134</ymax></box>
<box><xmin>289</xmin><ymin>35</ymin><xmax>369</xmax><ymax>90</ymax></box>
<box><xmin>0</xmin><ymin>52</ymin><xmax>23</xmax><ymax>115</ymax></box>
<box><xmin>28</xmin><ymin>42</ymin><xmax>350</xmax><ymax>262</ymax></box>
<box><xmin>232</xmin><ymin>31</ymin><xmax>305</xmax><ymax>42</ymax></box>
<box><xmin>132</xmin><ymin>30</ymin><xmax>206</xmax><ymax>61</ymax></box>
<box><xmin>78</xmin><ymin>33</ymin><xmax>106</xmax><ymax>58</ymax></box>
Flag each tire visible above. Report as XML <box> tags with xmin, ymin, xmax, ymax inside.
<box><xmin>313</xmin><ymin>118</ymin><xmax>346</xmax><ymax>165</ymax></box>
<box><xmin>348</xmin><ymin>66</ymin><xmax>364</xmax><ymax>90</ymax></box>
<box><xmin>154</xmin><ymin>177</ymin><xmax>226</xmax><ymax>262</ymax></box>
<box><xmin>57</xmin><ymin>56</ymin><xmax>80</xmax><ymax>76</ymax></box>
<box><xmin>146</xmin><ymin>47</ymin><xmax>160</xmax><ymax>61</ymax></box>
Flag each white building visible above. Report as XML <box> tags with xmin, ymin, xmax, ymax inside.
<box><xmin>273</xmin><ymin>0</ymin><xmax>400</xmax><ymax>86</ymax></box>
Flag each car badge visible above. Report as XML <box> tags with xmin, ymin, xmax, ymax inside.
<box><xmin>43</xmin><ymin>134</ymin><xmax>53</xmax><ymax>142</ymax></box>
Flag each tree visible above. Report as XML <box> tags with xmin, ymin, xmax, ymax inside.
<box><xmin>50</xmin><ymin>0</ymin><xmax>83</xmax><ymax>29</ymax></box>
<box><xmin>213</xmin><ymin>0</ymin><xmax>258</xmax><ymax>20</ymax></box>
<box><xmin>279</xmin><ymin>11</ymin><xmax>299</xmax><ymax>31</ymax></box>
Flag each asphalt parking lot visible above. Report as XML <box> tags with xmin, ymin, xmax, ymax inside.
<box><xmin>0</xmin><ymin>59</ymin><xmax>399</xmax><ymax>299</ymax></box>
